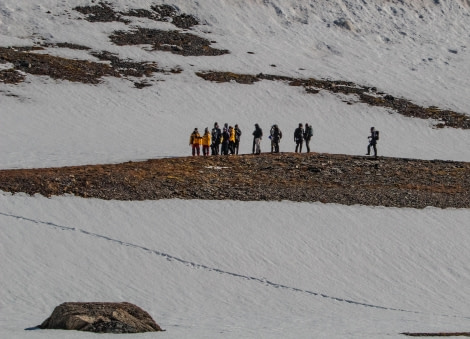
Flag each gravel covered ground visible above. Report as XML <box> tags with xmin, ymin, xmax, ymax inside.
<box><xmin>1</xmin><ymin>152</ymin><xmax>469</xmax><ymax>209</ymax></box>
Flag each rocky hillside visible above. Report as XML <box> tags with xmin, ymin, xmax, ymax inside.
<box><xmin>1</xmin><ymin>152</ymin><xmax>468</xmax><ymax>209</ymax></box>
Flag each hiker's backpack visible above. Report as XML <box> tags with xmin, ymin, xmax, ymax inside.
<box><xmin>375</xmin><ymin>130</ymin><xmax>379</xmax><ymax>140</ymax></box>
<box><xmin>307</xmin><ymin>126</ymin><xmax>313</xmax><ymax>137</ymax></box>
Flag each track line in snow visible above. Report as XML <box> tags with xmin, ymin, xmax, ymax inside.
<box><xmin>2</xmin><ymin>210</ymin><xmax>469</xmax><ymax>320</ymax></box>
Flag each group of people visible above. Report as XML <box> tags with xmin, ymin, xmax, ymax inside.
<box><xmin>189</xmin><ymin>123</ymin><xmax>379</xmax><ymax>157</ymax></box>
<box><xmin>252</xmin><ymin>122</ymin><xmax>314</xmax><ymax>155</ymax></box>
<box><xmin>189</xmin><ymin>122</ymin><xmax>242</xmax><ymax>156</ymax></box>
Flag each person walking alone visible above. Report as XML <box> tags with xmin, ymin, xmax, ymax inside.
<box><xmin>252</xmin><ymin>123</ymin><xmax>263</xmax><ymax>154</ymax></box>
<box><xmin>294</xmin><ymin>123</ymin><xmax>304</xmax><ymax>153</ymax></box>
<box><xmin>366</xmin><ymin>126</ymin><xmax>379</xmax><ymax>157</ymax></box>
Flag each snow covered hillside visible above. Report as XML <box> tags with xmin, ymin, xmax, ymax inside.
<box><xmin>1</xmin><ymin>0</ymin><xmax>470</xmax><ymax>338</ymax></box>
<box><xmin>1</xmin><ymin>0</ymin><xmax>469</xmax><ymax>167</ymax></box>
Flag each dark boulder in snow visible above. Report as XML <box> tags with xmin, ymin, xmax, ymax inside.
<box><xmin>38</xmin><ymin>302</ymin><xmax>163</xmax><ymax>333</ymax></box>
<box><xmin>333</xmin><ymin>17</ymin><xmax>355</xmax><ymax>31</ymax></box>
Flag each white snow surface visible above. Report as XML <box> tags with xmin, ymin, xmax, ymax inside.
<box><xmin>1</xmin><ymin>0</ymin><xmax>470</xmax><ymax>338</ymax></box>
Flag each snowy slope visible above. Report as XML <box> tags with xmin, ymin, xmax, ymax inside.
<box><xmin>1</xmin><ymin>1</ymin><xmax>470</xmax><ymax>338</ymax></box>
<box><xmin>1</xmin><ymin>0</ymin><xmax>469</xmax><ymax>168</ymax></box>
<box><xmin>2</xmin><ymin>193</ymin><xmax>470</xmax><ymax>338</ymax></box>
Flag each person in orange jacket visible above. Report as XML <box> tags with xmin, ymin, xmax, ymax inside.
<box><xmin>189</xmin><ymin>128</ymin><xmax>202</xmax><ymax>156</ymax></box>
<box><xmin>201</xmin><ymin>127</ymin><xmax>212</xmax><ymax>156</ymax></box>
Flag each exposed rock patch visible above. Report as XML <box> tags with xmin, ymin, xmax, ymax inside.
<box><xmin>196</xmin><ymin>71</ymin><xmax>470</xmax><ymax>129</ymax></box>
<box><xmin>333</xmin><ymin>18</ymin><xmax>355</xmax><ymax>31</ymax></box>
<box><xmin>0</xmin><ymin>46</ymin><xmax>117</xmax><ymax>84</ymax></box>
<box><xmin>0</xmin><ymin>46</ymin><xmax>178</xmax><ymax>85</ymax></box>
<box><xmin>74</xmin><ymin>2</ymin><xmax>200</xmax><ymax>29</ymax></box>
<box><xmin>0</xmin><ymin>67</ymin><xmax>26</xmax><ymax>84</ymax></box>
<box><xmin>110</xmin><ymin>27</ymin><xmax>229</xmax><ymax>56</ymax></box>
<box><xmin>74</xmin><ymin>2</ymin><xmax>128</xmax><ymax>23</ymax></box>
<box><xmin>1</xmin><ymin>153</ymin><xmax>469</xmax><ymax>209</ymax></box>
<box><xmin>38</xmin><ymin>302</ymin><xmax>162</xmax><ymax>333</ymax></box>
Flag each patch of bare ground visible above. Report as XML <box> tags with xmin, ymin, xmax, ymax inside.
<box><xmin>110</xmin><ymin>28</ymin><xmax>229</xmax><ymax>56</ymax></box>
<box><xmin>74</xmin><ymin>2</ymin><xmax>226</xmax><ymax>56</ymax></box>
<box><xmin>74</xmin><ymin>2</ymin><xmax>129</xmax><ymax>23</ymax></box>
<box><xmin>0</xmin><ymin>46</ymin><xmax>118</xmax><ymax>84</ymax></box>
<box><xmin>0</xmin><ymin>46</ymin><xmax>179</xmax><ymax>85</ymax></box>
<box><xmin>0</xmin><ymin>153</ymin><xmax>469</xmax><ymax>209</ymax></box>
<box><xmin>0</xmin><ymin>68</ymin><xmax>26</xmax><ymax>84</ymax></box>
<box><xmin>74</xmin><ymin>2</ymin><xmax>199</xmax><ymax>29</ymax></box>
<box><xmin>196</xmin><ymin>72</ymin><xmax>470</xmax><ymax>129</ymax></box>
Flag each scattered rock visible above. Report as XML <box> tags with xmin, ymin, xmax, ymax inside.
<box><xmin>333</xmin><ymin>18</ymin><xmax>355</xmax><ymax>31</ymax></box>
<box><xmin>38</xmin><ymin>302</ymin><xmax>163</xmax><ymax>333</ymax></box>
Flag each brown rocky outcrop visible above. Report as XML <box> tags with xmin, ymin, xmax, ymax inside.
<box><xmin>1</xmin><ymin>153</ymin><xmax>469</xmax><ymax>209</ymax></box>
<box><xmin>38</xmin><ymin>302</ymin><xmax>162</xmax><ymax>333</ymax></box>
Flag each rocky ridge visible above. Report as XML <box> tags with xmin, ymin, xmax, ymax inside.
<box><xmin>0</xmin><ymin>153</ymin><xmax>468</xmax><ymax>209</ymax></box>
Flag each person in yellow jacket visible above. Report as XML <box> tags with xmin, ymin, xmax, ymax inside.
<box><xmin>189</xmin><ymin>128</ymin><xmax>202</xmax><ymax>156</ymax></box>
<box><xmin>228</xmin><ymin>126</ymin><xmax>236</xmax><ymax>154</ymax></box>
<box><xmin>201</xmin><ymin>127</ymin><xmax>212</xmax><ymax>156</ymax></box>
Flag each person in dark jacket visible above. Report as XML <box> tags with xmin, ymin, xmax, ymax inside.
<box><xmin>234</xmin><ymin>124</ymin><xmax>242</xmax><ymax>155</ymax></box>
<box><xmin>366</xmin><ymin>126</ymin><xmax>379</xmax><ymax>157</ymax></box>
<box><xmin>294</xmin><ymin>123</ymin><xmax>304</xmax><ymax>153</ymax></box>
<box><xmin>221</xmin><ymin>127</ymin><xmax>230</xmax><ymax>155</ymax></box>
<box><xmin>304</xmin><ymin>123</ymin><xmax>313</xmax><ymax>153</ymax></box>
<box><xmin>271</xmin><ymin>124</ymin><xmax>282</xmax><ymax>153</ymax></box>
<box><xmin>269</xmin><ymin>125</ymin><xmax>275</xmax><ymax>153</ymax></box>
<box><xmin>252</xmin><ymin>123</ymin><xmax>263</xmax><ymax>154</ymax></box>
<box><xmin>211</xmin><ymin>122</ymin><xmax>222</xmax><ymax>155</ymax></box>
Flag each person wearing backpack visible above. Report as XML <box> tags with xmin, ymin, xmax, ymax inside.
<box><xmin>304</xmin><ymin>123</ymin><xmax>313</xmax><ymax>153</ymax></box>
<box><xmin>269</xmin><ymin>125</ymin><xmax>276</xmax><ymax>153</ymax></box>
<box><xmin>252</xmin><ymin>123</ymin><xmax>263</xmax><ymax>154</ymax></box>
<box><xmin>366</xmin><ymin>126</ymin><xmax>379</xmax><ymax>157</ymax></box>
<box><xmin>221</xmin><ymin>127</ymin><xmax>230</xmax><ymax>155</ymax></box>
<box><xmin>211</xmin><ymin>122</ymin><xmax>221</xmax><ymax>155</ymax></box>
<box><xmin>271</xmin><ymin>124</ymin><xmax>282</xmax><ymax>153</ymax></box>
<box><xmin>294</xmin><ymin>123</ymin><xmax>304</xmax><ymax>153</ymax></box>
<box><xmin>234</xmin><ymin>124</ymin><xmax>242</xmax><ymax>155</ymax></box>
